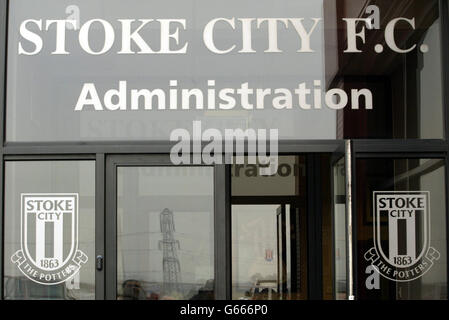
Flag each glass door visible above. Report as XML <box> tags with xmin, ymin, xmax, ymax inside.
<box><xmin>3</xmin><ymin>159</ymin><xmax>96</xmax><ymax>300</ymax></box>
<box><xmin>105</xmin><ymin>155</ymin><xmax>227</xmax><ymax>300</ymax></box>
<box><xmin>354</xmin><ymin>156</ymin><xmax>447</xmax><ymax>300</ymax></box>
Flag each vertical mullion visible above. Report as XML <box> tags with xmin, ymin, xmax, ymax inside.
<box><xmin>439</xmin><ymin>0</ymin><xmax>449</xmax><ymax>301</ymax></box>
<box><xmin>330</xmin><ymin>159</ymin><xmax>336</xmax><ymax>300</ymax></box>
<box><xmin>214</xmin><ymin>163</ymin><xmax>230</xmax><ymax>300</ymax></box>
<box><xmin>105</xmin><ymin>156</ymin><xmax>117</xmax><ymax>300</ymax></box>
<box><xmin>345</xmin><ymin>140</ymin><xmax>355</xmax><ymax>300</ymax></box>
<box><xmin>439</xmin><ymin>0</ymin><xmax>449</xmax><ymax>141</ymax></box>
<box><xmin>306</xmin><ymin>154</ymin><xmax>323</xmax><ymax>299</ymax></box>
<box><xmin>306</xmin><ymin>154</ymin><xmax>315</xmax><ymax>299</ymax></box>
<box><xmin>0</xmin><ymin>0</ymin><xmax>8</xmax><ymax>301</ymax></box>
<box><xmin>95</xmin><ymin>153</ymin><xmax>105</xmax><ymax>299</ymax></box>
<box><xmin>445</xmin><ymin>154</ymin><xmax>449</xmax><ymax>300</ymax></box>
<box><xmin>281</xmin><ymin>205</ymin><xmax>287</xmax><ymax>295</ymax></box>
<box><xmin>0</xmin><ymin>155</ymin><xmax>3</xmax><ymax>300</ymax></box>
<box><xmin>0</xmin><ymin>0</ymin><xmax>7</xmax><ymax>148</ymax></box>
<box><xmin>349</xmin><ymin>141</ymin><xmax>357</xmax><ymax>299</ymax></box>
<box><xmin>314</xmin><ymin>155</ymin><xmax>323</xmax><ymax>299</ymax></box>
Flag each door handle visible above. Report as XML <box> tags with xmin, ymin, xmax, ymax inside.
<box><xmin>96</xmin><ymin>255</ymin><xmax>104</xmax><ymax>271</ymax></box>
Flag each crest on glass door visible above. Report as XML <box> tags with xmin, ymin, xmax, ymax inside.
<box><xmin>11</xmin><ymin>194</ymin><xmax>88</xmax><ymax>285</ymax></box>
<box><xmin>364</xmin><ymin>191</ymin><xmax>440</xmax><ymax>282</ymax></box>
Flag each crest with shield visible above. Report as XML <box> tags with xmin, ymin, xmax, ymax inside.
<box><xmin>364</xmin><ymin>191</ymin><xmax>440</xmax><ymax>282</ymax></box>
<box><xmin>11</xmin><ymin>194</ymin><xmax>88</xmax><ymax>285</ymax></box>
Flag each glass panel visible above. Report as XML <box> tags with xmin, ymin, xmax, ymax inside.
<box><xmin>7</xmin><ymin>0</ymin><xmax>443</xmax><ymax>141</ymax></box>
<box><xmin>3</xmin><ymin>161</ymin><xmax>95</xmax><ymax>300</ymax></box>
<box><xmin>231</xmin><ymin>156</ymin><xmax>308</xmax><ymax>300</ymax></box>
<box><xmin>356</xmin><ymin>158</ymin><xmax>447</xmax><ymax>299</ymax></box>
<box><xmin>6</xmin><ymin>0</ymin><xmax>333</xmax><ymax>142</ymax></box>
<box><xmin>332</xmin><ymin>157</ymin><xmax>347</xmax><ymax>299</ymax></box>
<box><xmin>117</xmin><ymin>166</ymin><xmax>215</xmax><ymax>300</ymax></box>
<box><xmin>325</xmin><ymin>0</ymin><xmax>443</xmax><ymax>139</ymax></box>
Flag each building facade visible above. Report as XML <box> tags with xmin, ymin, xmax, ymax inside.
<box><xmin>0</xmin><ymin>0</ymin><xmax>448</xmax><ymax>300</ymax></box>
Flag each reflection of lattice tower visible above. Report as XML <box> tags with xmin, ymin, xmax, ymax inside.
<box><xmin>158</xmin><ymin>208</ymin><xmax>181</xmax><ymax>295</ymax></box>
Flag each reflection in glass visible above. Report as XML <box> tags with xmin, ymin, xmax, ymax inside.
<box><xmin>231</xmin><ymin>156</ymin><xmax>308</xmax><ymax>300</ymax></box>
<box><xmin>117</xmin><ymin>166</ymin><xmax>215</xmax><ymax>300</ymax></box>
<box><xmin>231</xmin><ymin>203</ymin><xmax>306</xmax><ymax>301</ymax></box>
<box><xmin>232</xmin><ymin>205</ymin><xmax>281</xmax><ymax>300</ymax></box>
<box><xmin>324</xmin><ymin>0</ymin><xmax>443</xmax><ymax>139</ymax></box>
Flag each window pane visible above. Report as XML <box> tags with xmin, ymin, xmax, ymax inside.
<box><xmin>8</xmin><ymin>0</ymin><xmax>444</xmax><ymax>142</ymax></box>
<box><xmin>6</xmin><ymin>0</ymin><xmax>334</xmax><ymax>142</ymax></box>
<box><xmin>231</xmin><ymin>156</ymin><xmax>308</xmax><ymax>300</ymax></box>
<box><xmin>326</xmin><ymin>0</ymin><xmax>443</xmax><ymax>139</ymax></box>
<box><xmin>117</xmin><ymin>166</ymin><xmax>215</xmax><ymax>300</ymax></box>
<box><xmin>4</xmin><ymin>161</ymin><xmax>95</xmax><ymax>300</ymax></box>
<box><xmin>356</xmin><ymin>158</ymin><xmax>447</xmax><ymax>299</ymax></box>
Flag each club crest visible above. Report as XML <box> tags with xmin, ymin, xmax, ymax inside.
<box><xmin>11</xmin><ymin>194</ymin><xmax>88</xmax><ymax>285</ymax></box>
<box><xmin>364</xmin><ymin>191</ymin><xmax>440</xmax><ymax>282</ymax></box>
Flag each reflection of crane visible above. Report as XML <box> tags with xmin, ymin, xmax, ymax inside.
<box><xmin>158</xmin><ymin>208</ymin><xmax>181</xmax><ymax>295</ymax></box>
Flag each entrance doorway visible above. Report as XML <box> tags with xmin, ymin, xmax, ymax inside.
<box><xmin>231</xmin><ymin>203</ymin><xmax>308</xmax><ymax>300</ymax></box>
<box><xmin>231</xmin><ymin>155</ymin><xmax>340</xmax><ymax>300</ymax></box>
<box><xmin>104</xmin><ymin>153</ymin><xmax>346</xmax><ymax>300</ymax></box>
